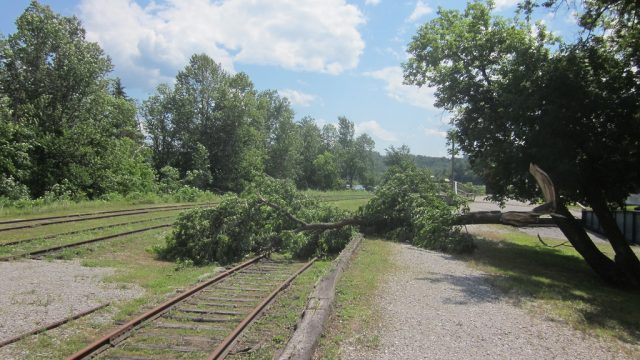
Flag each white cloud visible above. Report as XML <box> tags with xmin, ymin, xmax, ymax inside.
<box><xmin>424</xmin><ymin>128</ymin><xmax>447</xmax><ymax>138</ymax></box>
<box><xmin>365</xmin><ymin>0</ymin><xmax>381</xmax><ymax>5</ymax></box>
<box><xmin>79</xmin><ymin>0</ymin><xmax>366</xmax><ymax>90</ymax></box>
<box><xmin>364</xmin><ymin>66</ymin><xmax>438</xmax><ymax>110</ymax></box>
<box><xmin>407</xmin><ymin>1</ymin><xmax>433</xmax><ymax>23</ymax></box>
<box><xmin>493</xmin><ymin>0</ymin><xmax>519</xmax><ymax>10</ymax></box>
<box><xmin>278</xmin><ymin>89</ymin><xmax>317</xmax><ymax>106</ymax></box>
<box><xmin>356</xmin><ymin>121</ymin><xmax>398</xmax><ymax>141</ymax></box>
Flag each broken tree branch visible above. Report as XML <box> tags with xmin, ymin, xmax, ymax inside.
<box><xmin>257</xmin><ymin>195</ymin><xmax>362</xmax><ymax>233</ymax></box>
<box><xmin>455</xmin><ymin>163</ymin><xmax>559</xmax><ymax>227</ymax></box>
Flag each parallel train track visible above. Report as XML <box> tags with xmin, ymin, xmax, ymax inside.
<box><xmin>68</xmin><ymin>255</ymin><xmax>315</xmax><ymax>359</ymax></box>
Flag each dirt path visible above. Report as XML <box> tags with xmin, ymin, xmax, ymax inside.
<box><xmin>341</xmin><ymin>242</ymin><xmax>636</xmax><ymax>359</ymax></box>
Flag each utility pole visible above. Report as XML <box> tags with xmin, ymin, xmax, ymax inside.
<box><xmin>451</xmin><ymin>136</ymin><xmax>455</xmax><ymax>188</ymax></box>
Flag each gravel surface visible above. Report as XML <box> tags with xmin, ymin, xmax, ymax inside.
<box><xmin>0</xmin><ymin>259</ymin><xmax>143</xmax><ymax>343</ymax></box>
<box><xmin>341</xmin><ymin>243</ymin><xmax>637</xmax><ymax>360</ymax></box>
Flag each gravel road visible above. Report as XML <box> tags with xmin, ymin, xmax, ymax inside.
<box><xmin>340</xmin><ymin>243</ymin><xmax>637</xmax><ymax>360</ymax></box>
<box><xmin>0</xmin><ymin>259</ymin><xmax>143</xmax><ymax>344</ymax></box>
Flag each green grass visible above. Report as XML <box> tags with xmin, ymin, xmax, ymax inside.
<box><xmin>226</xmin><ymin>259</ymin><xmax>331</xmax><ymax>359</ymax></box>
<box><xmin>462</xmin><ymin>225</ymin><xmax>640</xmax><ymax>346</ymax></box>
<box><xmin>0</xmin><ymin>193</ymin><xmax>219</xmax><ymax>218</ymax></box>
<box><xmin>303</xmin><ymin>189</ymin><xmax>370</xmax><ymax>198</ymax></box>
<box><xmin>315</xmin><ymin>239</ymin><xmax>396</xmax><ymax>359</ymax></box>
<box><xmin>306</xmin><ymin>189</ymin><xmax>372</xmax><ymax>212</ymax></box>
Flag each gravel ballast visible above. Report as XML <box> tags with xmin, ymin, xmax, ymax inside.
<box><xmin>341</xmin><ymin>243</ymin><xmax>638</xmax><ymax>359</ymax></box>
<box><xmin>0</xmin><ymin>259</ymin><xmax>143</xmax><ymax>344</ymax></box>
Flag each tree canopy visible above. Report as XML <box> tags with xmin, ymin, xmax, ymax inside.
<box><xmin>404</xmin><ymin>0</ymin><xmax>640</xmax><ymax>288</ymax></box>
<box><xmin>0</xmin><ymin>1</ymin><xmax>152</xmax><ymax>199</ymax></box>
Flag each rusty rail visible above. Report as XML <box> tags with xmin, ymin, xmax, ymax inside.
<box><xmin>0</xmin><ymin>202</ymin><xmax>211</xmax><ymax>225</ymax></box>
<box><xmin>0</xmin><ymin>223</ymin><xmax>173</xmax><ymax>261</ymax></box>
<box><xmin>67</xmin><ymin>255</ymin><xmax>265</xmax><ymax>359</ymax></box>
<box><xmin>0</xmin><ymin>303</ymin><xmax>110</xmax><ymax>348</ymax></box>
<box><xmin>0</xmin><ymin>204</ymin><xmax>210</xmax><ymax>233</ymax></box>
<box><xmin>0</xmin><ymin>214</ymin><xmax>177</xmax><ymax>247</ymax></box>
<box><xmin>208</xmin><ymin>258</ymin><xmax>316</xmax><ymax>360</ymax></box>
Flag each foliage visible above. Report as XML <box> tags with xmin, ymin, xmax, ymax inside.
<box><xmin>157</xmin><ymin>166</ymin><xmax>182</xmax><ymax>194</ymax></box>
<box><xmin>312</xmin><ymin>152</ymin><xmax>341</xmax><ymax>190</ymax></box>
<box><xmin>361</xmin><ymin>164</ymin><xmax>474</xmax><ymax>254</ymax></box>
<box><xmin>0</xmin><ymin>175</ymin><xmax>30</xmax><ymax>201</ymax></box>
<box><xmin>159</xmin><ymin>176</ymin><xmax>356</xmax><ymax>264</ymax></box>
<box><xmin>403</xmin><ymin>0</ymin><xmax>640</xmax><ymax>287</ymax></box>
<box><xmin>0</xmin><ymin>1</ymin><xmax>148</xmax><ymax>198</ymax></box>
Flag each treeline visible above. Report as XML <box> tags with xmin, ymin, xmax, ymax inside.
<box><xmin>141</xmin><ymin>54</ymin><xmax>376</xmax><ymax>193</ymax></box>
<box><xmin>372</xmin><ymin>146</ymin><xmax>482</xmax><ymax>185</ymax></box>
<box><xmin>0</xmin><ymin>2</ymin><xmax>376</xmax><ymax>202</ymax></box>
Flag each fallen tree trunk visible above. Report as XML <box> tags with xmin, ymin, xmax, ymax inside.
<box><xmin>454</xmin><ymin>211</ymin><xmax>555</xmax><ymax>226</ymax></box>
<box><xmin>454</xmin><ymin>164</ymin><xmax>558</xmax><ymax>227</ymax></box>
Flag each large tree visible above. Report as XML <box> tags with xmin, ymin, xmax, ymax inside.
<box><xmin>404</xmin><ymin>1</ymin><xmax>640</xmax><ymax>288</ymax></box>
<box><xmin>0</xmin><ymin>1</ymin><xmax>149</xmax><ymax>197</ymax></box>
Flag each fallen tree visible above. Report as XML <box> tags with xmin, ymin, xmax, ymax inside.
<box><xmin>159</xmin><ymin>166</ymin><xmax>474</xmax><ymax>265</ymax></box>
<box><xmin>455</xmin><ymin>164</ymin><xmax>556</xmax><ymax>227</ymax></box>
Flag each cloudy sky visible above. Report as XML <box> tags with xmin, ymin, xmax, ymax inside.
<box><xmin>0</xmin><ymin>0</ymin><xmax>580</xmax><ymax>156</ymax></box>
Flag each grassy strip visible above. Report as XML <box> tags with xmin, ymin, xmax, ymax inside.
<box><xmin>314</xmin><ymin>239</ymin><xmax>396</xmax><ymax>359</ymax></box>
<box><xmin>226</xmin><ymin>259</ymin><xmax>331</xmax><ymax>359</ymax></box>
<box><xmin>0</xmin><ymin>193</ymin><xmax>219</xmax><ymax>218</ymax></box>
<box><xmin>462</xmin><ymin>225</ymin><xmax>640</xmax><ymax>346</ymax></box>
<box><xmin>0</xmin><ymin>207</ymin><xmax>190</xmax><ymax>244</ymax></box>
<box><xmin>0</xmin><ymin>215</ymin><xmax>178</xmax><ymax>257</ymax></box>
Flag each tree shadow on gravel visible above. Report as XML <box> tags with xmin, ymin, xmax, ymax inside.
<box><xmin>414</xmin><ymin>273</ymin><xmax>503</xmax><ymax>305</ymax></box>
<box><xmin>456</xmin><ymin>235</ymin><xmax>640</xmax><ymax>345</ymax></box>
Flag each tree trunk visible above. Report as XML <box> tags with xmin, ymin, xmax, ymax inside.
<box><xmin>586</xmin><ymin>188</ymin><xmax>640</xmax><ymax>287</ymax></box>
<box><xmin>552</xmin><ymin>203</ymin><xmax>631</xmax><ymax>287</ymax></box>
<box><xmin>455</xmin><ymin>211</ymin><xmax>556</xmax><ymax>226</ymax></box>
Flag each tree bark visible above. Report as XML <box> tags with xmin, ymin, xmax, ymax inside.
<box><xmin>586</xmin><ymin>187</ymin><xmax>640</xmax><ymax>287</ymax></box>
<box><xmin>552</xmin><ymin>203</ymin><xmax>630</xmax><ymax>287</ymax></box>
<box><xmin>454</xmin><ymin>211</ymin><xmax>556</xmax><ymax>226</ymax></box>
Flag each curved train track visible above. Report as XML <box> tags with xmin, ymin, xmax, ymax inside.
<box><xmin>68</xmin><ymin>255</ymin><xmax>315</xmax><ymax>360</ymax></box>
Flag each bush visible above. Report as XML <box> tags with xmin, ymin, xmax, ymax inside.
<box><xmin>0</xmin><ymin>176</ymin><xmax>30</xmax><ymax>201</ymax></box>
<box><xmin>159</xmin><ymin>176</ymin><xmax>356</xmax><ymax>264</ymax></box>
<box><xmin>42</xmin><ymin>179</ymin><xmax>87</xmax><ymax>202</ymax></box>
<box><xmin>361</xmin><ymin>165</ymin><xmax>474</xmax><ymax>254</ymax></box>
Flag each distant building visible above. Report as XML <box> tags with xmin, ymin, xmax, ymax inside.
<box><xmin>627</xmin><ymin>194</ymin><xmax>640</xmax><ymax>206</ymax></box>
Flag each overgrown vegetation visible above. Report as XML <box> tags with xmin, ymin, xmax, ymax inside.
<box><xmin>360</xmin><ymin>163</ymin><xmax>475</xmax><ymax>254</ymax></box>
<box><xmin>160</xmin><ymin>164</ymin><xmax>474</xmax><ymax>265</ymax></box>
<box><xmin>159</xmin><ymin>177</ymin><xmax>357</xmax><ymax>264</ymax></box>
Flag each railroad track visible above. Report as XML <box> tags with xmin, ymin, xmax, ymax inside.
<box><xmin>0</xmin><ymin>196</ymin><xmax>366</xmax><ymax>233</ymax></box>
<box><xmin>68</xmin><ymin>255</ymin><xmax>315</xmax><ymax>360</ymax></box>
<box><xmin>0</xmin><ymin>196</ymin><xmax>366</xmax><ymax>260</ymax></box>
<box><xmin>0</xmin><ymin>223</ymin><xmax>174</xmax><ymax>261</ymax></box>
<box><xmin>0</xmin><ymin>203</ymin><xmax>213</xmax><ymax>232</ymax></box>
<box><xmin>0</xmin><ymin>203</ymin><xmax>211</xmax><ymax>225</ymax></box>
<box><xmin>0</xmin><ymin>215</ymin><xmax>178</xmax><ymax>247</ymax></box>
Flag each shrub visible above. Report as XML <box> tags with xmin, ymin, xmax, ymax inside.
<box><xmin>159</xmin><ymin>176</ymin><xmax>356</xmax><ymax>264</ymax></box>
<box><xmin>0</xmin><ymin>176</ymin><xmax>30</xmax><ymax>201</ymax></box>
<box><xmin>361</xmin><ymin>165</ymin><xmax>474</xmax><ymax>254</ymax></box>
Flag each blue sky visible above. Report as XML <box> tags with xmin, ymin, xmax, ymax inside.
<box><xmin>0</xmin><ymin>0</ymin><xmax>580</xmax><ymax>156</ymax></box>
